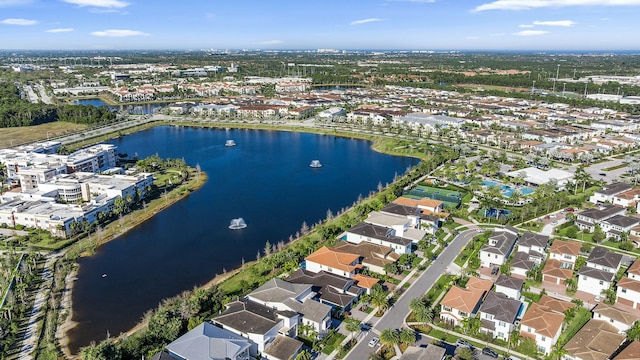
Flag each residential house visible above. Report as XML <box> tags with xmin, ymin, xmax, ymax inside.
<box><xmin>538</xmin><ymin>294</ymin><xmax>576</xmax><ymax>314</ymax></box>
<box><xmin>165</xmin><ymin>321</ymin><xmax>256</xmax><ymax>360</ymax></box>
<box><xmin>494</xmin><ymin>274</ymin><xmax>524</xmax><ymax>300</ymax></box>
<box><xmin>612</xmin><ymin>187</ymin><xmax>640</xmax><ymax>208</ymax></box>
<box><xmin>400</xmin><ymin>345</ymin><xmax>446</xmax><ymax>360</ymax></box>
<box><xmin>331</xmin><ymin>241</ymin><xmax>399</xmax><ymax>275</ymax></box>
<box><xmin>345</xmin><ymin>222</ymin><xmax>413</xmax><ymax>255</ymax></box>
<box><xmin>478</xmin><ymin>291</ymin><xmax>523</xmax><ymax>341</ymax></box>
<box><xmin>563</xmin><ymin>319</ymin><xmax>626</xmax><ymax>360</ymax></box>
<box><xmin>575</xmin><ymin>204</ymin><xmax>626</xmax><ymax>233</ymax></box>
<box><xmin>613</xmin><ymin>341</ymin><xmax>640</xmax><ymax>360</ymax></box>
<box><xmin>592</xmin><ymin>303</ymin><xmax>638</xmax><ymax>333</ymax></box>
<box><xmin>517</xmin><ymin>232</ymin><xmax>549</xmax><ymax>264</ymax></box>
<box><xmin>578</xmin><ymin>247</ymin><xmax>623</xmax><ymax>296</ymax></box>
<box><xmin>365</xmin><ymin>211</ymin><xmax>427</xmax><ymax>243</ymax></box>
<box><xmin>261</xmin><ymin>335</ymin><xmax>303</xmax><ymax>360</ymax></box>
<box><xmin>246</xmin><ymin>278</ymin><xmax>332</xmax><ymax>336</ymax></box>
<box><xmin>393</xmin><ymin>197</ymin><xmax>445</xmax><ymax>214</ymax></box>
<box><xmin>519</xmin><ymin>302</ymin><xmax>565</xmax><ymax>356</ymax></box>
<box><xmin>304</xmin><ymin>246</ymin><xmax>361</xmax><ymax>279</ymax></box>
<box><xmin>548</xmin><ymin>239</ymin><xmax>581</xmax><ymax>268</ymax></box>
<box><xmin>589</xmin><ymin>183</ymin><xmax>633</xmax><ymax>204</ymax></box>
<box><xmin>480</xmin><ymin>229</ymin><xmax>518</xmax><ymax>268</ymax></box>
<box><xmin>600</xmin><ymin>214</ymin><xmax>640</xmax><ymax>240</ymax></box>
<box><xmin>212</xmin><ymin>299</ymin><xmax>300</xmax><ymax>355</ymax></box>
<box><xmin>286</xmin><ymin>269</ymin><xmax>364</xmax><ymax>313</ymax></box>
<box><xmin>542</xmin><ymin>259</ymin><xmax>575</xmax><ymax>286</ymax></box>
<box><xmin>617</xmin><ymin>260</ymin><xmax>640</xmax><ymax>309</ymax></box>
<box><xmin>439</xmin><ymin>277</ymin><xmax>494</xmax><ymax>327</ymax></box>
<box><xmin>380</xmin><ymin>202</ymin><xmax>423</xmax><ymax>229</ymax></box>
<box><xmin>510</xmin><ymin>252</ymin><xmax>535</xmax><ymax>278</ymax></box>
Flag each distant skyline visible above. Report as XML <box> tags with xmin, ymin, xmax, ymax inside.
<box><xmin>1</xmin><ymin>0</ymin><xmax>640</xmax><ymax>51</ymax></box>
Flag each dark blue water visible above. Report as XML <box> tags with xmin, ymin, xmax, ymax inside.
<box><xmin>73</xmin><ymin>98</ymin><xmax>163</xmax><ymax>114</ymax></box>
<box><xmin>68</xmin><ymin>126</ymin><xmax>418</xmax><ymax>352</ymax></box>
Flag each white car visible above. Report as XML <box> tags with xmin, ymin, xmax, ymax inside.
<box><xmin>368</xmin><ymin>337</ymin><xmax>380</xmax><ymax>347</ymax></box>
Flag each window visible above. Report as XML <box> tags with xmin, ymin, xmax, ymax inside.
<box><xmin>622</xmin><ymin>288</ymin><xmax>627</xmax><ymax>293</ymax></box>
<box><xmin>527</xmin><ymin>327</ymin><xmax>532</xmax><ymax>332</ymax></box>
<box><xmin>442</xmin><ymin>306</ymin><xmax>452</xmax><ymax>311</ymax></box>
<box><xmin>563</xmin><ymin>254</ymin><xmax>572</xmax><ymax>259</ymax></box>
<box><xmin>541</xmin><ymin>336</ymin><xmax>546</xmax><ymax>341</ymax></box>
<box><xmin>485</xmin><ymin>314</ymin><xmax>494</xmax><ymax>320</ymax></box>
<box><xmin>599</xmin><ymin>280</ymin><xmax>604</xmax><ymax>285</ymax></box>
<box><xmin>582</xmin><ymin>276</ymin><xmax>587</xmax><ymax>280</ymax></box>
<box><xmin>498</xmin><ymin>321</ymin><xmax>505</xmax><ymax>327</ymax></box>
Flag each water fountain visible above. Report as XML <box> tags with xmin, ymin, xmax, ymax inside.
<box><xmin>225</xmin><ymin>139</ymin><xmax>236</xmax><ymax>147</ymax></box>
<box><xmin>309</xmin><ymin>160</ymin><xmax>322</xmax><ymax>168</ymax></box>
<box><xmin>228</xmin><ymin>218</ymin><xmax>247</xmax><ymax>230</ymax></box>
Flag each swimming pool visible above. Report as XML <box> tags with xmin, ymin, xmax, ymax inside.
<box><xmin>483</xmin><ymin>180</ymin><xmax>535</xmax><ymax>197</ymax></box>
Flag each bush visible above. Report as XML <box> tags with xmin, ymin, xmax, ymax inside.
<box><xmin>620</xmin><ymin>242</ymin><xmax>635</xmax><ymax>251</ymax></box>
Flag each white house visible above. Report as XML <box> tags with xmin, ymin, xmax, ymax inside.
<box><xmin>577</xmin><ymin>247</ymin><xmax>621</xmax><ymax>297</ymax></box>
<box><xmin>592</xmin><ymin>303</ymin><xmax>637</xmax><ymax>334</ymax></box>
<box><xmin>617</xmin><ymin>260</ymin><xmax>640</xmax><ymax>310</ymax></box>
<box><xmin>345</xmin><ymin>222</ymin><xmax>413</xmax><ymax>255</ymax></box>
<box><xmin>494</xmin><ymin>274</ymin><xmax>524</xmax><ymax>300</ymax></box>
<box><xmin>520</xmin><ymin>303</ymin><xmax>565</xmax><ymax>356</ymax></box>
<box><xmin>478</xmin><ymin>291</ymin><xmax>522</xmax><ymax>341</ymax></box>
<box><xmin>480</xmin><ymin>229</ymin><xmax>518</xmax><ymax>268</ymax></box>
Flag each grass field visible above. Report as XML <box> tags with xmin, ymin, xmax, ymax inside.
<box><xmin>0</xmin><ymin>122</ymin><xmax>86</xmax><ymax>148</ymax></box>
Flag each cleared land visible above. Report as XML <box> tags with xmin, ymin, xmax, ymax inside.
<box><xmin>0</xmin><ymin>122</ymin><xmax>86</xmax><ymax>148</ymax></box>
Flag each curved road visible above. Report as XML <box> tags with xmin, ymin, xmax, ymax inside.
<box><xmin>344</xmin><ymin>228</ymin><xmax>481</xmax><ymax>360</ymax></box>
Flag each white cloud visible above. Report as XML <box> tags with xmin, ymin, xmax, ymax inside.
<box><xmin>46</xmin><ymin>28</ymin><xmax>74</xmax><ymax>32</ymax></box>
<box><xmin>259</xmin><ymin>40</ymin><xmax>283</xmax><ymax>45</ymax></box>
<box><xmin>519</xmin><ymin>24</ymin><xmax>534</xmax><ymax>28</ymax></box>
<box><xmin>513</xmin><ymin>30</ymin><xmax>548</xmax><ymax>36</ymax></box>
<box><xmin>91</xmin><ymin>29</ymin><xmax>149</xmax><ymax>37</ymax></box>
<box><xmin>533</xmin><ymin>20</ymin><xmax>576</xmax><ymax>26</ymax></box>
<box><xmin>63</xmin><ymin>0</ymin><xmax>129</xmax><ymax>8</ymax></box>
<box><xmin>0</xmin><ymin>0</ymin><xmax>32</xmax><ymax>6</ymax></box>
<box><xmin>1</xmin><ymin>18</ymin><xmax>37</xmax><ymax>25</ymax></box>
<box><xmin>473</xmin><ymin>0</ymin><xmax>640</xmax><ymax>12</ymax></box>
<box><xmin>350</xmin><ymin>18</ymin><xmax>383</xmax><ymax>25</ymax></box>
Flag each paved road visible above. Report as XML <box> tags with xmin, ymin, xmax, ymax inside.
<box><xmin>583</xmin><ymin>158</ymin><xmax>628</xmax><ymax>183</ymax></box>
<box><xmin>344</xmin><ymin>228</ymin><xmax>481</xmax><ymax>360</ymax></box>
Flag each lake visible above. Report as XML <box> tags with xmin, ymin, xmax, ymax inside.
<box><xmin>73</xmin><ymin>98</ymin><xmax>163</xmax><ymax>115</ymax></box>
<box><xmin>67</xmin><ymin>126</ymin><xmax>418</xmax><ymax>352</ymax></box>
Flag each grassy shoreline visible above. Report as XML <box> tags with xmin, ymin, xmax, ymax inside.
<box><xmin>45</xmin><ymin>119</ymin><xmax>436</xmax><ymax>358</ymax></box>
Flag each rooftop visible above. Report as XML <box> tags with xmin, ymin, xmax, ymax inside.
<box><xmin>520</xmin><ymin>302</ymin><xmax>565</xmax><ymax>338</ymax></box>
<box><xmin>564</xmin><ymin>319</ymin><xmax>626</xmax><ymax>360</ymax></box>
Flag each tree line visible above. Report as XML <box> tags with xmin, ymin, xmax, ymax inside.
<box><xmin>0</xmin><ymin>82</ymin><xmax>116</xmax><ymax>128</ymax></box>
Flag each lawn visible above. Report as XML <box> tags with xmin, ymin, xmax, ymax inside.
<box><xmin>0</xmin><ymin>121</ymin><xmax>86</xmax><ymax>148</ymax></box>
<box><xmin>602</xmin><ymin>163</ymin><xmax>628</xmax><ymax>172</ymax></box>
<box><xmin>321</xmin><ymin>331</ymin><xmax>346</xmax><ymax>355</ymax></box>
<box><xmin>558</xmin><ymin>307</ymin><xmax>591</xmax><ymax>347</ymax></box>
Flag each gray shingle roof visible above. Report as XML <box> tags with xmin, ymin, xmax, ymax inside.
<box><xmin>481</xmin><ymin>230</ymin><xmax>517</xmax><ymax>256</ymax></box>
<box><xmin>166</xmin><ymin>322</ymin><xmax>253</xmax><ymax>360</ymax></box>
<box><xmin>263</xmin><ymin>335</ymin><xmax>303</xmax><ymax>360</ymax></box>
<box><xmin>214</xmin><ymin>299</ymin><xmax>294</xmax><ymax>335</ymax></box>
<box><xmin>478</xmin><ymin>291</ymin><xmax>522</xmax><ymax>323</ymax></box>
<box><xmin>587</xmin><ymin>246</ymin><xmax>623</xmax><ymax>269</ymax></box>
<box><xmin>248</xmin><ymin>278</ymin><xmax>311</xmax><ymax>304</ymax></box>
<box><xmin>518</xmin><ymin>232</ymin><xmax>549</xmax><ymax>249</ymax></box>
<box><xmin>495</xmin><ymin>274</ymin><xmax>524</xmax><ymax>291</ymax></box>
<box><xmin>578</xmin><ymin>266</ymin><xmax>615</xmax><ymax>282</ymax></box>
<box><xmin>347</xmin><ymin>222</ymin><xmax>413</xmax><ymax>247</ymax></box>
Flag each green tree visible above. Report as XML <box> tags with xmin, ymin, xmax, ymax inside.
<box><xmin>344</xmin><ymin>317</ymin><xmax>360</xmax><ymax>345</ymax></box>
<box><xmin>461</xmin><ymin>316</ymin><xmax>481</xmax><ymax>336</ymax></box>
<box><xmin>593</xmin><ymin>225</ymin><xmax>606</xmax><ymax>243</ymax></box>
<box><xmin>626</xmin><ymin>321</ymin><xmax>640</xmax><ymax>341</ymax></box>
<box><xmin>399</xmin><ymin>328</ymin><xmax>416</xmax><ymax>345</ymax></box>
<box><xmin>379</xmin><ymin>328</ymin><xmax>400</xmax><ymax>349</ymax></box>
<box><xmin>457</xmin><ymin>347</ymin><xmax>475</xmax><ymax>360</ymax></box>
<box><xmin>296</xmin><ymin>349</ymin><xmax>312</xmax><ymax>360</ymax></box>
<box><xmin>384</xmin><ymin>262</ymin><xmax>400</xmax><ymax>275</ymax></box>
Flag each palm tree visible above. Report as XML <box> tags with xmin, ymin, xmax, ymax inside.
<box><xmin>400</xmin><ymin>328</ymin><xmax>416</xmax><ymax>345</ymax></box>
<box><xmin>550</xmin><ymin>341</ymin><xmax>567</xmax><ymax>360</ymax></box>
<box><xmin>296</xmin><ymin>349</ymin><xmax>312</xmax><ymax>360</ymax></box>
<box><xmin>344</xmin><ymin>317</ymin><xmax>360</xmax><ymax>345</ymax></box>
<box><xmin>379</xmin><ymin>328</ymin><xmax>400</xmax><ymax>349</ymax></box>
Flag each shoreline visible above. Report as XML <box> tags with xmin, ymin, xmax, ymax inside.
<box><xmin>55</xmin><ymin>122</ymin><xmax>428</xmax><ymax>358</ymax></box>
<box><xmin>57</xmin><ymin>268</ymin><xmax>79</xmax><ymax>360</ymax></box>
<box><xmin>57</xmin><ymin>171</ymin><xmax>207</xmax><ymax>357</ymax></box>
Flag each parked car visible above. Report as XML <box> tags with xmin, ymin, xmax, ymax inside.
<box><xmin>360</xmin><ymin>323</ymin><xmax>372</xmax><ymax>331</ymax></box>
<box><xmin>491</xmin><ymin>267</ymin><xmax>499</xmax><ymax>275</ymax></box>
<box><xmin>594</xmin><ymin>295</ymin><xmax>601</xmax><ymax>303</ymax></box>
<box><xmin>565</xmin><ymin>207</ymin><xmax>575</xmax><ymax>212</ymax></box>
<box><xmin>456</xmin><ymin>339</ymin><xmax>473</xmax><ymax>349</ymax></box>
<box><xmin>482</xmin><ymin>347</ymin><xmax>499</xmax><ymax>358</ymax></box>
<box><xmin>600</xmin><ymin>172</ymin><xmax>607</xmax><ymax>176</ymax></box>
<box><xmin>368</xmin><ymin>337</ymin><xmax>380</xmax><ymax>347</ymax></box>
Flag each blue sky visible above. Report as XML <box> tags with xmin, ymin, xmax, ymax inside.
<box><xmin>1</xmin><ymin>0</ymin><xmax>640</xmax><ymax>51</ymax></box>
